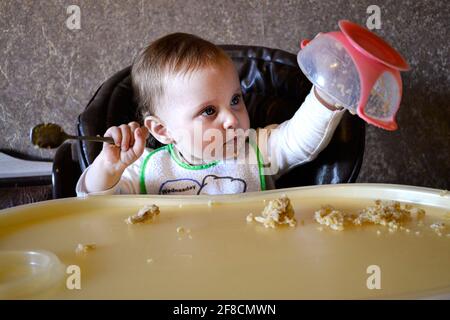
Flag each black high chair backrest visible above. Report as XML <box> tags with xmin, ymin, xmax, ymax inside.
<box><xmin>53</xmin><ymin>45</ymin><xmax>365</xmax><ymax>198</ymax></box>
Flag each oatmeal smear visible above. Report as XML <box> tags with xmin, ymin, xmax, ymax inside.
<box><xmin>314</xmin><ymin>200</ymin><xmax>427</xmax><ymax>232</ymax></box>
<box><xmin>125</xmin><ymin>204</ymin><xmax>160</xmax><ymax>225</ymax></box>
<box><xmin>248</xmin><ymin>195</ymin><xmax>297</xmax><ymax>228</ymax></box>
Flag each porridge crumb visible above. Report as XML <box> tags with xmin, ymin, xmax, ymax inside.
<box><xmin>314</xmin><ymin>200</ymin><xmax>426</xmax><ymax>233</ymax></box>
<box><xmin>125</xmin><ymin>204</ymin><xmax>160</xmax><ymax>225</ymax></box>
<box><xmin>430</xmin><ymin>222</ymin><xmax>446</xmax><ymax>236</ymax></box>
<box><xmin>176</xmin><ymin>226</ymin><xmax>191</xmax><ymax>234</ymax></box>
<box><xmin>353</xmin><ymin>200</ymin><xmax>413</xmax><ymax>232</ymax></box>
<box><xmin>176</xmin><ymin>226</ymin><xmax>185</xmax><ymax>233</ymax></box>
<box><xmin>253</xmin><ymin>195</ymin><xmax>296</xmax><ymax>228</ymax></box>
<box><xmin>75</xmin><ymin>243</ymin><xmax>96</xmax><ymax>254</ymax></box>
<box><xmin>314</xmin><ymin>206</ymin><xmax>349</xmax><ymax>231</ymax></box>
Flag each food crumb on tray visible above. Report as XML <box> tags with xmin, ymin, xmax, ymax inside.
<box><xmin>314</xmin><ymin>206</ymin><xmax>350</xmax><ymax>231</ymax></box>
<box><xmin>176</xmin><ymin>226</ymin><xmax>191</xmax><ymax>234</ymax></box>
<box><xmin>176</xmin><ymin>226</ymin><xmax>192</xmax><ymax>240</ymax></box>
<box><xmin>314</xmin><ymin>200</ymin><xmax>427</xmax><ymax>233</ymax></box>
<box><xmin>75</xmin><ymin>243</ymin><xmax>96</xmax><ymax>254</ymax></box>
<box><xmin>353</xmin><ymin>200</ymin><xmax>416</xmax><ymax>232</ymax></box>
<box><xmin>125</xmin><ymin>204</ymin><xmax>160</xmax><ymax>225</ymax></box>
<box><xmin>430</xmin><ymin>222</ymin><xmax>447</xmax><ymax>236</ymax></box>
<box><xmin>249</xmin><ymin>195</ymin><xmax>297</xmax><ymax>228</ymax></box>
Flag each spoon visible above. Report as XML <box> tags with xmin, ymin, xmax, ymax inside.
<box><xmin>30</xmin><ymin>123</ymin><xmax>114</xmax><ymax>149</ymax></box>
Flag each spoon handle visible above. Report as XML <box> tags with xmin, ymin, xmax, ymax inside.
<box><xmin>67</xmin><ymin>135</ymin><xmax>115</xmax><ymax>144</ymax></box>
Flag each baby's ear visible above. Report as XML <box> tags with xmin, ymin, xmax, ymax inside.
<box><xmin>144</xmin><ymin>116</ymin><xmax>174</xmax><ymax>145</ymax></box>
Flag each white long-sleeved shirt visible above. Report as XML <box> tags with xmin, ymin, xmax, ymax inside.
<box><xmin>76</xmin><ymin>88</ymin><xmax>345</xmax><ymax>196</ymax></box>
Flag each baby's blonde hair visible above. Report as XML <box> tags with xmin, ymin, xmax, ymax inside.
<box><xmin>131</xmin><ymin>33</ymin><xmax>232</xmax><ymax>118</ymax></box>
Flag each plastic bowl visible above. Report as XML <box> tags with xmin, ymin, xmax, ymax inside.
<box><xmin>0</xmin><ymin>250</ymin><xmax>65</xmax><ymax>299</ymax></box>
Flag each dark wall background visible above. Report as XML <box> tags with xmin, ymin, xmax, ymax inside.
<box><xmin>1</xmin><ymin>0</ymin><xmax>449</xmax><ymax>190</ymax></box>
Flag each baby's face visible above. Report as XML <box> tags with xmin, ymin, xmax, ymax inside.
<box><xmin>158</xmin><ymin>61</ymin><xmax>250</xmax><ymax>163</ymax></box>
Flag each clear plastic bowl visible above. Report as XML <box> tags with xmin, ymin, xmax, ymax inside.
<box><xmin>298</xmin><ymin>34</ymin><xmax>360</xmax><ymax>114</ymax></box>
<box><xmin>298</xmin><ymin>33</ymin><xmax>400</xmax><ymax>121</ymax></box>
<box><xmin>0</xmin><ymin>250</ymin><xmax>65</xmax><ymax>299</ymax></box>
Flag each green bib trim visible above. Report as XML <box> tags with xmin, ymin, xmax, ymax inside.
<box><xmin>168</xmin><ymin>144</ymin><xmax>219</xmax><ymax>170</ymax></box>
<box><xmin>140</xmin><ymin>145</ymin><xmax>168</xmax><ymax>194</ymax></box>
<box><xmin>248</xmin><ymin>139</ymin><xmax>266</xmax><ymax>191</ymax></box>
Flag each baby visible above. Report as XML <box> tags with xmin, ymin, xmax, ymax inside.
<box><xmin>76</xmin><ymin>33</ymin><xmax>345</xmax><ymax>196</ymax></box>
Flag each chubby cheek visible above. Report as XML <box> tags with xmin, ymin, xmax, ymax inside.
<box><xmin>177</xmin><ymin>126</ymin><xmax>206</xmax><ymax>158</ymax></box>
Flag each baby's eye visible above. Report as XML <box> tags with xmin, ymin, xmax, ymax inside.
<box><xmin>231</xmin><ymin>94</ymin><xmax>241</xmax><ymax>106</ymax></box>
<box><xmin>201</xmin><ymin>106</ymin><xmax>216</xmax><ymax>117</ymax></box>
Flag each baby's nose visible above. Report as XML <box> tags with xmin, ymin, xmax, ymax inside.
<box><xmin>222</xmin><ymin>110</ymin><xmax>239</xmax><ymax>129</ymax></box>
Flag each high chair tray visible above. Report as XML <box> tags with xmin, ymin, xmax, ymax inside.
<box><xmin>1</xmin><ymin>184</ymin><xmax>449</xmax><ymax>299</ymax></box>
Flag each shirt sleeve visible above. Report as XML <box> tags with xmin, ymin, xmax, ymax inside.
<box><xmin>75</xmin><ymin>149</ymin><xmax>150</xmax><ymax>197</ymax></box>
<box><xmin>257</xmin><ymin>87</ymin><xmax>346</xmax><ymax>180</ymax></box>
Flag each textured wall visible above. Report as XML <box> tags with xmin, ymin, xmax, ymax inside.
<box><xmin>1</xmin><ymin>0</ymin><xmax>449</xmax><ymax>189</ymax></box>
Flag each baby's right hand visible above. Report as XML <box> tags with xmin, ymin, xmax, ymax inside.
<box><xmin>99</xmin><ymin>122</ymin><xmax>149</xmax><ymax>173</ymax></box>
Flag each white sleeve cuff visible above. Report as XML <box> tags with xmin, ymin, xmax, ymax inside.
<box><xmin>307</xmin><ymin>86</ymin><xmax>347</xmax><ymax>119</ymax></box>
<box><xmin>75</xmin><ymin>166</ymin><xmax>120</xmax><ymax>197</ymax></box>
